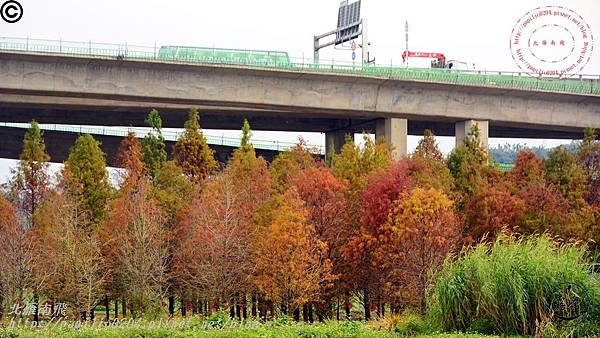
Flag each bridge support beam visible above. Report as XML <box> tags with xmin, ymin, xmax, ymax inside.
<box><xmin>376</xmin><ymin>118</ymin><xmax>407</xmax><ymax>159</ymax></box>
<box><xmin>455</xmin><ymin>120</ymin><xmax>489</xmax><ymax>148</ymax></box>
<box><xmin>325</xmin><ymin>129</ymin><xmax>353</xmax><ymax>159</ymax></box>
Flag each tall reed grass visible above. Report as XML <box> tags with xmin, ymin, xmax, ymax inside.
<box><xmin>427</xmin><ymin>234</ymin><xmax>600</xmax><ymax>336</ymax></box>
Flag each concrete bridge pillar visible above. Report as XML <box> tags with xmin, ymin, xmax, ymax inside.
<box><xmin>455</xmin><ymin>120</ymin><xmax>489</xmax><ymax>148</ymax></box>
<box><xmin>325</xmin><ymin>129</ymin><xmax>353</xmax><ymax>157</ymax></box>
<box><xmin>376</xmin><ymin>118</ymin><xmax>408</xmax><ymax>159</ymax></box>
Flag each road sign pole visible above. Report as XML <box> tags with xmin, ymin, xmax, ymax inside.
<box><xmin>362</xmin><ymin>18</ymin><xmax>368</xmax><ymax>65</ymax></box>
<box><xmin>405</xmin><ymin>20</ymin><xmax>409</xmax><ymax>67</ymax></box>
<box><xmin>313</xmin><ymin>36</ymin><xmax>319</xmax><ymax>64</ymax></box>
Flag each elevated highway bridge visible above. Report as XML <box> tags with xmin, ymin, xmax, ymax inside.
<box><xmin>0</xmin><ymin>37</ymin><xmax>598</xmax><ymax>159</ymax></box>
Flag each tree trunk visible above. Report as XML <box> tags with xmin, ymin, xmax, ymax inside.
<box><xmin>122</xmin><ymin>298</ymin><xmax>126</xmax><ymax>318</ymax></box>
<box><xmin>258</xmin><ymin>297</ymin><xmax>265</xmax><ymax>320</ymax></box>
<box><xmin>114</xmin><ymin>299</ymin><xmax>118</xmax><ymax>319</ymax></box>
<box><xmin>235</xmin><ymin>296</ymin><xmax>241</xmax><ymax>320</ymax></box>
<box><xmin>104</xmin><ymin>295</ymin><xmax>109</xmax><ymax>321</ymax></box>
<box><xmin>89</xmin><ymin>305</ymin><xmax>94</xmax><ymax>321</ymax></box>
<box><xmin>181</xmin><ymin>299</ymin><xmax>186</xmax><ymax>317</ymax></box>
<box><xmin>308</xmin><ymin>303</ymin><xmax>314</xmax><ymax>323</ymax></box>
<box><xmin>293</xmin><ymin>307</ymin><xmax>300</xmax><ymax>321</ymax></box>
<box><xmin>229</xmin><ymin>300</ymin><xmax>235</xmax><ymax>319</ymax></box>
<box><xmin>345</xmin><ymin>302</ymin><xmax>350</xmax><ymax>319</ymax></box>
<box><xmin>376</xmin><ymin>293</ymin><xmax>382</xmax><ymax>318</ymax></box>
<box><xmin>251</xmin><ymin>294</ymin><xmax>257</xmax><ymax>318</ymax></box>
<box><xmin>33</xmin><ymin>293</ymin><xmax>39</xmax><ymax>324</ymax></box>
<box><xmin>242</xmin><ymin>295</ymin><xmax>247</xmax><ymax>320</ymax></box>
<box><xmin>302</xmin><ymin>304</ymin><xmax>309</xmax><ymax>322</ymax></box>
<box><xmin>363</xmin><ymin>288</ymin><xmax>371</xmax><ymax>321</ymax></box>
<box><xmin>168</xmin><ymin>296</ymin><xmax>174</xmax><ymax>318</ymax></box>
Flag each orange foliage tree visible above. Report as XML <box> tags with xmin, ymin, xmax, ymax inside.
<box><xmin>252</xmin><ymin>188</ymin><xmax>334</xmax><ymax>318</ymax></box>
<box><xmin>102</xmin><ymin>134</ymin><xmax>169</xmax><ymax>317</ymax></box>
<box><xmin>0</xmin><ymin>194</ymin><xmax>34</xmax><ymax>319</ymax></box>
<box><xmin>385</xmin><ymin>187</ymin><xmax>461</xmax><ymax>313</ymax></box>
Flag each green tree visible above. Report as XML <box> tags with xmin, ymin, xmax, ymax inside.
<box><xmin>446</xmin><ymin>124</ymin><xmax>492</xmax><ymax>197</ymax></box>
<box><xmin>239</xmin><ymin>118</ymin><xmax>253</xmax><ymax>153</ymax></box>
<box><xmin>62</xmin><ymin>134</ymin><xmax>112</xmax><ymax>227</ymax></box>
<box><xmin>141</xmin><ymin>109</ymin><xmax>167</xmax><ymax>181</ymax></box>
<box><xmin>331</xmin><ymin>134</ymin><xmax>391</xmax><ymax>192</ymax></box>
<box><xmin>153</xmin><ymin>161</ymin><xmax>195</xmax><ymax>220</ymax></box>
<box><xmin>578</xmin><ymin>128</ymin><xmax>600</xmax><ymax>206</ymax></box>
<box><xmin>173</xmin><ymin>108</ymin><xmax>218</xmax><ymax>183</ymax></box>
<box><xmin>9</xmin><ymin>120</ymin><xmax>51</xmax><ymax>229</ymax></box>
<box><xmin>545</xmin><ymin>145</ymin><xmax>587</xmax><ymax>207</ymax></box>
<box><xmin>410</xmin><ymin>130</ymin><xmax>454</xmax><ymax>195</ymax></box>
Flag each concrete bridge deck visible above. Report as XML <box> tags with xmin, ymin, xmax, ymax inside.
<box><xmin>1</xmin><ymin>47</ymin><xmax>599</xmax><ymax>158</ymax></box>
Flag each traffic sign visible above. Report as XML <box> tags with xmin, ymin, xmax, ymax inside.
<box><xmin>352</xmin><ymin>51</ymin><xmax>356</xmax><ymax>60</ymax></box>
<box><xmin>351</xmin><ymin>41</ymin><xmax>357</xmax><ymax>51</ymax></box>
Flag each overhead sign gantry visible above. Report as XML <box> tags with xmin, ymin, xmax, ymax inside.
<box><xmin>313</xmin><ymin>0</ymin><xmax>374</xmax><ymax>65</ymax></box>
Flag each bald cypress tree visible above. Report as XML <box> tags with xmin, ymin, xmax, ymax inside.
<box><xmin>9</xmin><ymin>120</ymin><xmax>50</xmax><ymax>229</ymax></box>
<box><xmin>62</xmin><ymin>134</ymin><xmax>112</xmax><ymax>227</ymax></box>
<box><xmin>141</xmin><ymin>109</ymin><xmax>167</xmax><ymax>182</ymax></box>
<box><xmin>240</xmin><ymin>119</ymin><xmax>253</xmax><ymax>153</ymax></box>
<box><xmin>173</xmin><ymin>108</ymin><xmax>218</xmax><ymax>183</ymax></box>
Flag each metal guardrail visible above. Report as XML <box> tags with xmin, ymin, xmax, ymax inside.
<box><xmin>0</xmin><ymin>122</ymin><xmax>325</xmax><ymax>154</ymax></box>
<box><xmin>0</xmin><ymin>37</ymin><xmax>598</xmax><ymax>96</ymax></box>
<box><xmin>2</xmin><ymin>122</ymin><xmax>521</xmax><ymax>169</ymax></box>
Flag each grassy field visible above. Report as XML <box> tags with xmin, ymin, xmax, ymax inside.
<box><xmin>0</xmin><ymin>321</ymin><xmax>523</xmax><ymax>338</ymax></box>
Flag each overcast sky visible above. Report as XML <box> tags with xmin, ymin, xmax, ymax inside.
<box><xmin>0</xmin><ymin>0</ymin><xmax>599</xmax><ymax>181</ymax></box>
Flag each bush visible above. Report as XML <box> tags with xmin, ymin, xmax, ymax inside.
<box><xmin>428</xmin><ymin>233</ymin><xmax>600</xmax><ymax>336</ymax></box>
<box><xmin>367</xmin><ymin>310</ymin><xmax>431</xmax><ymax>335</ymax></box>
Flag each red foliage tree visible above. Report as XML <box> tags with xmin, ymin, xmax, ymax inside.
<box><xmin>291</xmin><ymin>165</ymin><xmax>347</xmax><ymax>319</ymax></box>
<box><xmin>463</xmin><ymin>183</ymin><xmax>525</xmax><ymax>243</ymax></box>
<box><xmin>345</xmin><ymin>162</ymin><xmax>413</xmax><ymax>318</ymax></box>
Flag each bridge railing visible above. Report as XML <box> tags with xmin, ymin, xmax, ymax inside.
<box><xmin>0</xmin><ymin>122</ymin><xmax>326</xmax><ymax>155</ymax></box>
<box><xmin>1</xmin><ymin>37</ymin><xmax>598</xmax><ymax>96</ymax></box>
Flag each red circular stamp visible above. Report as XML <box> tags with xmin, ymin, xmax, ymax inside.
<box><xmin>510</xmin><ymin>6</ymin><xmax>594</xmax><ymax>76</ymax></box>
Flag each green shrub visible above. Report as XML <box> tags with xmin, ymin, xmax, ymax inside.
<box><xmin>428</xmin><ymin>233</ymin><xmax>600</xmax><ymax>336</ymax></box>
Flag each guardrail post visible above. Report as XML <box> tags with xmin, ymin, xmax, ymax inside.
<box><xmin>89</xmin><ymin>40</ymin><xmax>92</xmax><ymax>55</ymax></box>
<box><xmin>60</xmin><ymin>38</ymin><xmax>62</xmax><ymax>53</ymax></box>
<box><xmin>26</xmin><ymin>36</ymin><xmax>29</xmax><ymax>51</ymax></box>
